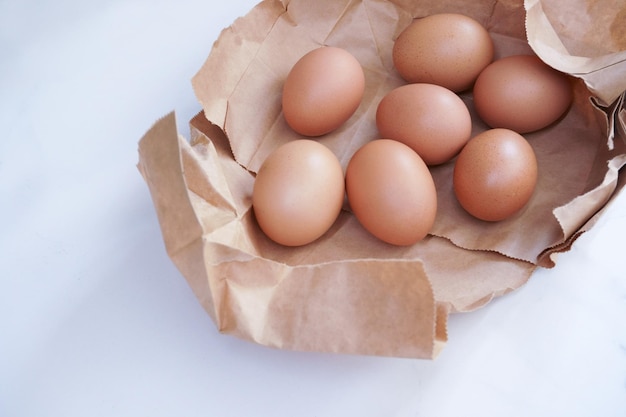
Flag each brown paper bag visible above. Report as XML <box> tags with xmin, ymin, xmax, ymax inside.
<box><xmin>137</xmin><ymin>0</ymin><xmax>626</xmax><ymax>358</ymax></box>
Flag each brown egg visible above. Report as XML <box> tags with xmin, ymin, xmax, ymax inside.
<box><xmin>282</xmin><ymin>46</ymin><xmax>365</xmax><ymax>136</ymax></box>
<box><xmin>252</xmin><ymin>140</ymin><xmax>345</xmax><ymax>246</ymax></box>
<box><xmin>453</xmin><ymin>128</ymin><xmax>538</xmax><ymax>222</ymax></box>
<box><xmin>376</xmin><ymin>83</ymin><xmax>472</xmax><ymax>165</ymax></box>
<box><xmin>473</xmin><ymin>54</ymin><xmax>573</xmax><ymax>133</ymax></box>
<box><xmin>392</xmin><ymin>13</ymin><xmax>494</xmax><ymax>92</ymax></box>
<box><xmin>345</xmin><ymin>139</ymin><xmax>437</xmax><ymax>246</ymax></box>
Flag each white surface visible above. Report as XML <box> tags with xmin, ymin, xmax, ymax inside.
<box><xmin>1</xmin><ymin>1</ymin><xmax>626</xmax><ymax>416</ymax></box>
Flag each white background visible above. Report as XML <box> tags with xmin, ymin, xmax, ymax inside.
<box><xmin>1</xmin><ymin>1</ymin><xmax>626</xmax><ymax>416</ymax></box>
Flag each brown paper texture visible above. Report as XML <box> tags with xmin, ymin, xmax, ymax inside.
<box><xmin>138</xmin><ymin>0</ymin><xmax>626</xmax><ymax>358</ymax></box>
<box><xmin>526</xmin><ymin>0</ymin><xmax>626</xmax><ymax>106</ymax></box>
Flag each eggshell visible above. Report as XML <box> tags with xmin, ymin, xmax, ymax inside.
<box><xmin>282</xmin><ymin>46</ymin><xmax>365</xmax><ymax>136</ymax></box>
<box><xmin>252</xmin><ymin>140</ymin><xmax>345</xmax><ymax>246</ymax></box>
<box><xmin>376</xmin><ymin>83</ymin><xmax>472</xmax><ymax>165</ymax></box>
<box><xmin>345</xmin><ymin>139</ymin><xmax>437</xmax><ymax>246</ymax></box>
<box><xmin>473</xmin><ymin>54</ymin><xmax>573</xmax><ymax>133</ymax></box>
<box><xmin>392</xmin><ymin>13</ymin><xmax>494</xmax><ymax>92</ymax></box>
<box><xmin>453</xmin><ymin>128</ymin><xmax>538</xmax><ymax>222</ymax></box>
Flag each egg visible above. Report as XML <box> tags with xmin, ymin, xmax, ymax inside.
<box><xmin>376</xmin><ymin>83</ymin><xmax>472</xmax><ymax>165</ymax></box>
<box><xmin>282</xmin><ymin>46</ymin><xmax>365</xmax><ymax>136</ymax></box>
<box><xmin>252</xmin><ymin>140</ymin><xmax>345</xmax><ymax>246</ymax></box>
<box><xmin>392</xmin><ymin>13</ymin><xmax>494</xmax><ymax>92</ymax></box>
<box><xmin>345</xmin><ymin>139</ymin><xmax>437</xmax><ymax>246</ymax></box>
<box><xmin>473</xmin><ymin>54</ymin><xmax>573</xmax><ymax>133</ymax></box>
<box><xmin>453</xmin><ymin>128</ymin><xmax>538</xmax><ymax>222</ymax></box>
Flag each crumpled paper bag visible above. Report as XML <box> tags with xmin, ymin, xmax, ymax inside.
<box><xmin>137</xmin><ymin>0</ymin><xmax>626</xmax><ymax>358</ymax></box>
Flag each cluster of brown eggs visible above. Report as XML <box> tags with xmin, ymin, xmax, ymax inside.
<box><xmin>252</xmin><ymin>13</ymin><xmax>573</xmax><ymax>247</ymax></box>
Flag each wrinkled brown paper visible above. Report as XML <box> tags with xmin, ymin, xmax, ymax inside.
<box><xmin>137</xmin><ymin>0</ymin><xmax>626</xmax><ymax>358</ymax></box>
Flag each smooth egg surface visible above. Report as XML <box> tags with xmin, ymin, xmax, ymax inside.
<box><xmin>453</xmin><ymin>128</ymin><xmax>538</xmax><ymax>222</ymax></box>
<box><xmin>392</xmin><ymin>13</ymin><xmax>494</xmax><ymax>92</ymax></box>
<box><xmin>345</xmin><ymin>139</ymin><xmax>437</xmax><ymax>246</ymax></box>
<box><xmin>282</xmin><ymin>46</ymin><xmax>365</xmax><ymax>137</ymax></box>
<box><xmin>473</xmin><ymin>54</ymin><xmax>573</xmax><ymax>133</ymax></box>
<box><xmin>376</xmin><ymin>83</ymin><xmax>472</xmax><ymax>165</ymax></box>
<box><xmin>252</xmin><ymin>140</ymin><xmax>345</xmax><ymax>246</ymax></box>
